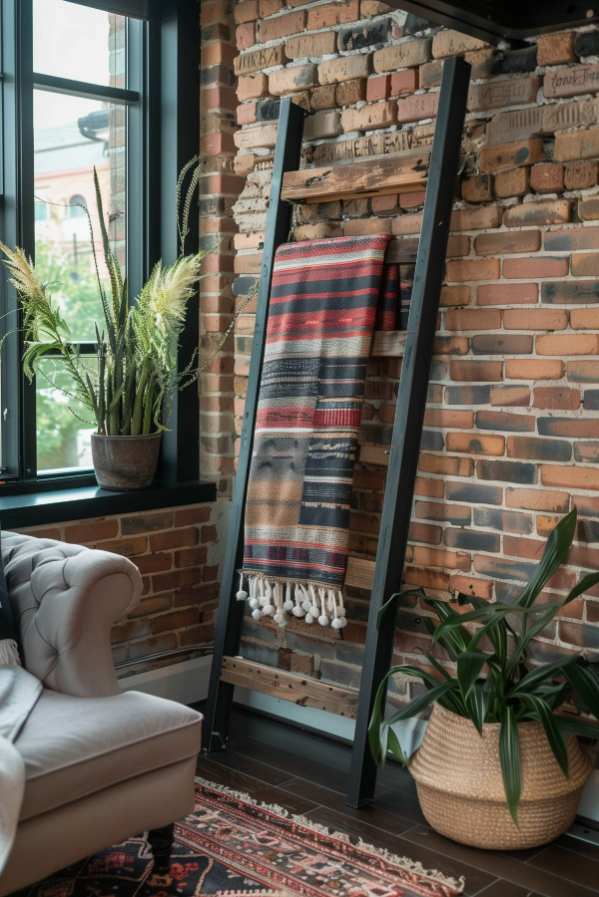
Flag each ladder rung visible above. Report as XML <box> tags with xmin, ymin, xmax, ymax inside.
<box><xmin>221</xmin><ymin>656</ymin><xmax>359</xmax><ymax>718</ymax></box>
<box><xmin>345</xmin><ymin>556</ymin><xmax>376</xmax><ymax>591</ymax></box>
<box><xmin>371</xmin><ymin>330</ymin><xmax>407</xmax><ymax>357</ymax></box>
<box><xmin>359</xmin><ymin>443</ymin><xmax>389</xmax><ymax>466</ymax></box>
<box><xmin>281</xmin><ymin>151</ymin><xmax>429</xmax><ymax>203</ymax></box>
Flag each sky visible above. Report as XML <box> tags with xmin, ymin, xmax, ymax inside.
<box><xmin>33</xmin><ymin>0</ymin><xmax>115</xmax><ymax>129</ymax></box>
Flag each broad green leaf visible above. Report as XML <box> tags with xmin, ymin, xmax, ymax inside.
<box><xmin>499</xmin><ymin>706</ymin><xmax>521</xmax><ymax>823</ymax></box>
<box><xmin>556</xmin><ymin>715</ymin><xmax>599</xmax><ymax>740</ymax></box>
<box><xmin>387</xmin><ymin>725</ymin><xmax>409</xmax><ymax>765</ymax></box>
<box><xmin>424</xmin><ymin>653</ymin><xmax>452</xmax><ymax>681</ymax></box>
<box><xmin>468</xmin><ymin>615</ymin><xmax>508</xmax><ymax>664</ymax></box>
<box><xmin>563</xmin><ymin>571</ymin><xmax>599</xmax><ymax>605</ymax></box>
<box><xmin>565</xmin><ymin>663</ymin><xmax>599</xmax><ymax>718</ymax></box>
<box><xmin>519</xmin><ymin>694</ymin><xmax>568</xmax><ymax>777</ymax></box>
<box><xmin>466</xmin><ymin>680</ymin><xmax>489</xmax><ymax>734</ymax></box>
<box><xmin>368</xmin><ymin>666</ymin><xmax>440</xmax><ymax>765</ymax></box>
<box><xmin>535</xmin><ymin>682</ymin><xmax>570</xmax><ymax>711</ymax></box>
<box><xmin>422</xmin><ymin>598</ymin><xmax>469</xmax><ymax>660</ymax></box>
<box><xmin>433</xmin><ymin>602</ymin><xmax>561</xmax><ymax>646</ymax></box>
<box><xmin>369</xmin><ymin>715</ymin><xmax>388</xmax><ymax>765</ymax></box>
<box><xmin>385</xmin><ymin>681</ymin><xmax>454</xmax><ymax>724</ymax></box>
<box><xmin>457</xmin><ymin>651</ymin><xmax>489</xmax><ymax>699</ymax></box>
<box><xmin>510</xmin><ymin>657</ymin><xmax>576</xmax><ymax>697</ymax></box>
<box><xmin>506</xmin><ymin>603</ymin><xmax>561</xmax><ymax>679</ymax></box>
<box><xmin>517</xmin><ymin>509</ymin><xmax>577</xmax><ymax>609</ymax></box>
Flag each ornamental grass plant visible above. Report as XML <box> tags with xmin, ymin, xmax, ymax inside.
<box><xmin>0</xmin><ymin>159</ymin><xmax>203</xmax><ymax>437</ymax></box>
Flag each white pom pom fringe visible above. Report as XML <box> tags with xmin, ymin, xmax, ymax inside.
<box><xmin>239</xmin><ymin>575</ymin><xmax>348</xmax><ymax>630</ymax></box>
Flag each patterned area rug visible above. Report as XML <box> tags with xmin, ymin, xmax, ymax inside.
<box><xmin>16</xmin><ymin>778</ymin><xmax>464</xmax><ymax>897</ymax></box>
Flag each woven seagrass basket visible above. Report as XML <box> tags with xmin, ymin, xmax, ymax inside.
<box><xmin>410</xmin><ymin>703</ymin><xmax>592</xmax><ymax>850</ymax></box>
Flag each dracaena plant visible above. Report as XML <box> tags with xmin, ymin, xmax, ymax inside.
<box><xmin>368</xmin><ymin>508</ymin><xmax>599</xmax><ymax>822</ymax></box>
<box><xmin>0</xmin><ymin>159</ymin><xmax>203</xmax><ymax>436</ymax></box>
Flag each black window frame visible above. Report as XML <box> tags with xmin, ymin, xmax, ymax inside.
<box><xmin>0</xmin><ymin>0</ymin><xmax>199</xmax><ymax>494</ymax></box>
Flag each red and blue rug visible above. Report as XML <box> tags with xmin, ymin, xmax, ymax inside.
<box><xmin>16</xmin><ymin>778</ymin><xmax>464</xmax><ymax>897</ymax></box>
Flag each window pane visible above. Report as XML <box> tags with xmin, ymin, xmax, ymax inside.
<box><xmin>33</xmin><ymin>0</ymin><xmax>126</xmax><ymax>88</ymax></box>
<box><xmin>34</xmin><ymin>91</ymin><xmax>127</xmax><ymax>341</ymax></box>
<box><xmin>36</xmin><ymin>358</ymin><xmax>96</xmax><ymax>473</ymax></box>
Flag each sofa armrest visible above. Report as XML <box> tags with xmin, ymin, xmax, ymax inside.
<box><xmin>1</xmin><ymin>531</ymin><xmax>142</xmax><ymax>697</ymax></box>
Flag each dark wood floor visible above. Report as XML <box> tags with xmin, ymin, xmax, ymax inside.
<box><xmin>199</xmin><ymin>706</ymin><xmax>599</xmax><ymax>897</ymax></box>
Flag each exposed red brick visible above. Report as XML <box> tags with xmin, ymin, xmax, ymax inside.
<box><xmin>477</xmin><ymin>283</ymin><xmax>538</xmax><ymax>306</ymax></box>
<box><xmin>533</xmin><ymin>387</ymin><xmax>581</xmax><ymax>409</ymax></box>
<box><xmin>506</xmin><ymin>359</ymin><xmax>565</xmax><ymax>379</ymax></box>
<box><xmin>494</xmin><ymin>167</ymin><xmax>529</xmax><ymax>199</ymax></box>
<box><xmin>257</xmin><ymin>9</ymin><xmax>304</xmax><ymax>41</ymax></box>
<box><xmin>537</xmin><ymin>32</ymin><xmax>576</xmax><ymax>66</ymax></box>
<box><xmin>366</xmin><ymin>74</ymin><xmax>389</xmax><ymax>101</ymax></box>
<box><xmin>461</xmin><ymin>174</ymin><xmax>493</xmax><ymax>204</ymax></box>
<box><xmin>530</xmin><ymin>162</ymin><xmax>564</xmax><ymax>194</ymax></box>
<box><xmin>503</xmin><ymin>309</ymin><xmax>568</xmax><ymax>330</ymax></box>
<box><xmin>502</xmin><ymin>257</ymin><xmax>569</xmax><ymax>279</ymax></box>
<box><xmin>503</xmin><ymin>200</ymin><xmax>571</xmax><ymax>227</ymax></box>
<box><xmin>474</xmin><ymin>230</ymin><xmax>540</xmax><ymax>255</ymax></box>
<box><xmin>388</xmin><ymin>69</ymin><xmax>418</xmax><ymax>97</ymax></box>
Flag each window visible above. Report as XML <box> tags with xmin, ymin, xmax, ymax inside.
<box><xmin>0</xmin><ymin>0</ymin><xmax>199</xmax><ymax>488</ymax></box>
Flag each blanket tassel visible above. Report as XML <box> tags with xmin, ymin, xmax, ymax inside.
<box><xmin>240</xmin><ymin>575</ymin><xmax>348</xmax><ymax>630</ymax></box>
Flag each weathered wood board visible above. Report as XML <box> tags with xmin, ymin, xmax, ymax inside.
<box><xmin>221</xmin><ymin>656</ymin><xmax>358</xmax><ymax>717</ymax></box>
<box><xmin>371</xmin><ymin>330</ymin><xmax>408</xmax><ymax>357</ymax></box>
<box><xmin>345</xmin><ymin>556</ymin><xmax>376</xmax><ymax>592</ymax></box>
<box><xmin>359</xmin><ymin>443</ymin><xmax>390</xmax><ymax>466</ymax></box>
<box><xmin>282</xmin><ymin>152</ymin><xmax>429</xmax><ymax>203</ymax></box>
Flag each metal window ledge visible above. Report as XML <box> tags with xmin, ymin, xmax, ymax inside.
<box><xmin>0</xmin><ymin>480</ymin><xmax>217</xmax><ymax>529</ymax></box>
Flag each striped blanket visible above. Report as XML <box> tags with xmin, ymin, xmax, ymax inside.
<box><xmin>239</xmin><ymin>234</ymin><xmax>397</xmax><ymax>629</ymax></box>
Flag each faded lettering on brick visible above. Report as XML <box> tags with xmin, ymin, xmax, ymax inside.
<box><xmin>545</xmin><ymin>64</ymin><xmax>599</xmax><ymax>98</ymax></box>
<box><xmin>542</xmin><ymin>98</ymin><xmax>599</xmax><ymax>133</ymax></box>
<box><xmin>312</xmin><ymin>128</ymin><xmax>432</xmax><ymax>165</ymax></box>
<box><xmin>486</xmin><ymin>107</ymin><xmax>543</xmax><ymax>147</ymax></box>
<box><xmin>470</xmin><ymin>76</ymin><xmax>538</xmax><ymax>112</ymax></box>
<box><xmin>234</xmin><ymin>45</ymin><xmax>285</xmax><ymax>76</ymax></box>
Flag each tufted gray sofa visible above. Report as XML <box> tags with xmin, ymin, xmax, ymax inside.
<box><xmin>0</xmin><ymin>531</ymin><xmax>203</xmax><ymax>895</ymax></box>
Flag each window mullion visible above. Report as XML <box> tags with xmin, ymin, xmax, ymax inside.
<box><xmin>14</xmin><ymin>0</ymin><xmax>36</xmax><ymax>479</ymax></box>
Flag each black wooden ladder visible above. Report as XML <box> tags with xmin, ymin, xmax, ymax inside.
<box><xmin>205</xmin><ymin>56</ymin><xmax>471</xmax><ymax>808</ymax></box>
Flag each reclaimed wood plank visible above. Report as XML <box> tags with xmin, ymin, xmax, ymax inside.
<box><xmin>282</xmin><ymin>152</ymin><xmax>429</xmax><ymax>203</ymax></box>
<box><xmin>221</xmin><ymin>656</ymin><xmax>359</xmax><ymax>718</ymax></box>
<box><xmin>345</xmin><ymin>556</ymin><xmax>375</xmax><ymax>591</ymax></box>
<box><xmin>372</xmin><ymin>330</ymin><xmax>407</xmax><ymax>357</ymax></box>
<box><xmin>360</xmin><ymin>443</ymin><xmax>389</xmax><ymax>466</ymax></box>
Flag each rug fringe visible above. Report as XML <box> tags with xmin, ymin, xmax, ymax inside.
<box><xmin>195</xmin><ymin>776</ymin><xmax>465</xmax><ymax>896</ymax></box>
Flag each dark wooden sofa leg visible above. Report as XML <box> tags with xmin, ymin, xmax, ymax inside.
<box><xmin>148</xmin><ymin>823</ymin><xmax>175</xmax><ymax>873</ymax></box>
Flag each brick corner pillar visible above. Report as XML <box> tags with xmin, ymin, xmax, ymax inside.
<box><xmin>199</xmin><ymin>0</ymin><xmax>243</xmax><ymax>496</ymax></box>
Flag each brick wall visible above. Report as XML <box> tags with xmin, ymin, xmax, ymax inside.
<box><xmin>19</xmin><ymin>503</ymin><xmax>219</xmax><ymax>678</ymax></box>
<box><xmin>199</xmin><ymin>0</ymin><xmax>243</xmax><ymax>495</ymax></box>
<box><xmin>229</xmin><ymin>1</ymin><xmax>599</xmax><ymax>700</ymax></box>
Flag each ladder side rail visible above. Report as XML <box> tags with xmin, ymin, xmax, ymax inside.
<box><xmin>205</xmin><ymin>97</ymin><xmax>305</xmax><ymax>751</ymax></box>
<box><xmin>347</xmin><ymin>56</ymin><xmax>471</xmax><ymax>807</ymax></box>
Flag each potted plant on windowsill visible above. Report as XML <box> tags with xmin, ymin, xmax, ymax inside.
<box><xmin>369</xmin><ymin>508</ymin><xmax>599</xmax><ymax>850</ymax></box>
<box><xmin>0</xmin><ymin>162</ymin><xmax>203</xmax><ymax>489</ymax></box>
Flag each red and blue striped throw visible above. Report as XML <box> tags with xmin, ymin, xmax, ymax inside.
<box><xmin>239</xmin><ymin>234</ymin><xmax>396</xmax><ymax>629</ymax></box>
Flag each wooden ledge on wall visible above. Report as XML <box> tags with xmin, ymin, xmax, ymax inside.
<box><xmin>221</xmin><ymin>656</ymin><xmax>358</xmax><ymax>718</ymax></box>
<box><xmin>372</xmin><ymin>330</ymin><xmax>407</xmax><ymax>357</ymax></box>
<box><xmin>281</xmin><ymin>151</ymin><xmax>429</xmax><ymax>203</ymax></box>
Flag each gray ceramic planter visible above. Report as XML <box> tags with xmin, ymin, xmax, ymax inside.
<box><xmin>91</xmin><ymin>433</ymin><xmax>162</xmax><ymax>490</ymax></box>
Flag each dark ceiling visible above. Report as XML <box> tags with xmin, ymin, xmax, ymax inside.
<box><xmin>388</xmin><ymin>2</ymin><xmax>599</xmax><ymax>45</ymax></box>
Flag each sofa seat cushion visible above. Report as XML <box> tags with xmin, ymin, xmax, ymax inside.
<box><xmin>16</xmin><ymin>688</ymin><xmax>202</xmax><ymax>821</ymax></box>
